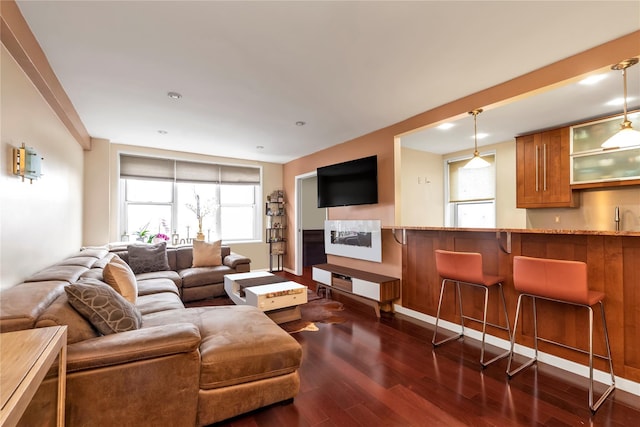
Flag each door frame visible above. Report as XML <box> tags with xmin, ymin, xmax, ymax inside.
<box><xmin>293</xmin><ymin>170</ymin><xmax>319</xmax><ymax>275</ymax></box>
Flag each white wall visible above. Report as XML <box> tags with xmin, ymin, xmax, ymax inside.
<box><xmin>83</xmin><ymin>137</ymin><xmax>111</xmax><ymax>245</ymax></box>
<box><xmin>81</xmin><ymin>139</ymin><xmax>283</xmax><ymax>271</ymax></box>
<box><xmin>1</xmin><ymin>46</ymin><xmax>84</xmax><ymax>289</ymax></box>
<box><xmin>400</xmin><ymin>147</ymin><xmax>445</xmax><ymax>226</ymax></box>
<box><xmin>400</xmin><ymin>141</ymin><xmax>527</xmax><ymax>229</ymax></box>
<box><xmin>301</xmin><ymin>176</ymin><xmax>325</xmax><ymax>229</ymax></box>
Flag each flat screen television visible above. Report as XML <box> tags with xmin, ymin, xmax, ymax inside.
<box><xmin>317</xmin><ymin>155</ymin><xmax>378</xmax><ymax>208</ymax></box>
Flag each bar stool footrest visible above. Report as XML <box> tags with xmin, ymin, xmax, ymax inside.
<box><xmin>432</xmin><ymin>333</ymin><xmax>463</xmax><ymax>348</ymax></box>
<box><xmin>591</xmin><ymin>384</ymin><xmax>616</xmax><ymax>413</ymax></box>
<box><xmin>506</xmin><ymin>356</ymin><xmax>537</xmax><ymax>378</ymax></box>
<box><xmin>481</xmin><ymin>349</ymin><xmax>511</xmax><ymax>368</ymax></box>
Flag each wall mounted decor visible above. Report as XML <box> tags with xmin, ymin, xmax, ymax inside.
<box><xmin>324</xmin><ymin>220</ymin><xmax>382</xmax><ymax>262</ymax></box>
<box><xmin>12</xmin><ymin>143</ymin><xmax>43</xmax><ymax>183</ymax></box>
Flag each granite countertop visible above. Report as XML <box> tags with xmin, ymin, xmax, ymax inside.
<box><xmin>383</xmin><ymin>225</ymin><xmax>640</xmax><ymax>237</ymax></box>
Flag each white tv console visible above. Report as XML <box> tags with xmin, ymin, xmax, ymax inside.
<box><xmin>312</xmin><ymin>263</ymin><xmax>400</xmax><ymax>318</ymax></box>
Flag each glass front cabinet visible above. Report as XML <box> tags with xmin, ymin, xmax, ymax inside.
<box><xmin>570</xmin><ymin>111</ymin><xmax>640</xmax><ymax>187</ymax></box>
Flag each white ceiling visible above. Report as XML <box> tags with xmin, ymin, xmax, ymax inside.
<box><xmin>15</xmin><ymin>1</ymin><xmax>640</xmax><ymax>164</ymax></box>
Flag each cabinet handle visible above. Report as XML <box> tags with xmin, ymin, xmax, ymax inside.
<box><xmin>535</xmin><ymin>145</ymin><xmax>539</xmax><ymax>192</ymax></box>
<box><xmin>543</xmin><ymin>144</ymin><xmax>547</xmax><ymax>191</ymax></box>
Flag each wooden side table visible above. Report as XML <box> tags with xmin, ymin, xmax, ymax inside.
<box><xmin>1</xmin><ymin>326</ymin><xmax>67</xmax><ymax>427</ymax></box>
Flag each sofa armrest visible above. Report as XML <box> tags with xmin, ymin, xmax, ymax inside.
<box><xmin>223</xmin><ymin>252</ymin><xmax>251</xmax><ymax>269</ymax></box>
<box><xmin>66</xmin><ymin>323</ymin><xmax>201</xmax><ymax>372</ymax></box>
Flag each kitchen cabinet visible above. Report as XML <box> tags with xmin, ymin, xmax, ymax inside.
<box><xmin>570</xmin><ymin>111</ymin><xmax>640</xmax><ymax>189</ymax></box>
<box><xmin>516</xmin><ymin>127</ymin><xmax>576</xmax><ymax>208</ymax></box>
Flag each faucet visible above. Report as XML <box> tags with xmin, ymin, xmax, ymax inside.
<box><xmin>614</xmin><ymin>206</ymin><xmax>620</xmax><ymax>231</ymax></box>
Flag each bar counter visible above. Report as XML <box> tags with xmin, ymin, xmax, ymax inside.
<box><xmin>385</xmin><ymin>226</ymin><xmax>640</xmax><ymax>385</ymax></box>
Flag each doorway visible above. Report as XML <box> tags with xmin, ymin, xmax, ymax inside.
<box><xmin>294</xmin><ymin>172</ymin><xmax>327</xmax><ymax>275</ymax></box>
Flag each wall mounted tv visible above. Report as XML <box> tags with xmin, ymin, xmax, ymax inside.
<box><xmin>317</xmin><ymin>155</ymin><xmax>378</xmax><ymax>208</ymax></box>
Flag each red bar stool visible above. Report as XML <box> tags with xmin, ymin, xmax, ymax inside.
<box><xmin>507</xmin><ymin>256</ymin><xmax>615</xmax><ymax>413</ymax></box>
<box><xmin>432</xmin><ymin>249</ymin><xmax>512</xmax><ymax>368</ymax></box>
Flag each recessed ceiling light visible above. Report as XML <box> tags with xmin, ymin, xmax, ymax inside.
<box><xmin>167</xmin><ymin>91</ymin><xmax>182</xmax><ymax>99</ymax></box>
<box><xmin>157</xmin><ymin>130</ymin><xmax>168</xmax><ymax>135</ymax></box>
<box><xmin>437</xmin><ymin>123</ymin><xmax>454</xmax><ymax>130</ymax></box>
<box><xmin>295</xmin><ymin>121</ymin><xmax>306</xmax><ymax>126</ymax></box>
<box><xmin>579</xmin><ymin>74</ymin><xmax>607</xmax><ymax>85</ymax></box>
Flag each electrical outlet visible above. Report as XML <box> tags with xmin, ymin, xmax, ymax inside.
<box><xmin>554</xmin><ymin>216</ymin><xmax>561</xmax><ymax>223</ymax></box>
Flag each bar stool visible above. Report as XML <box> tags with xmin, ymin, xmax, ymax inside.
<box><xmin>506</xmin><ymin>256</ymin><xmax>615</xmax><ymax>413</ymax></box>
<box><xmin>432</xmin><ymin>249</ymin><xmax>512</xmax><ymax>368</ymax></box>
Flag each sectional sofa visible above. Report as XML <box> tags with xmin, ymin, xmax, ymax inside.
<box><xmin>0</xmin><ymin>243</ymin><xmax>302</xmax><ymax>426</ymax></box>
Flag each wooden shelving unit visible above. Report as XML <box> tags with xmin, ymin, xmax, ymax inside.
<box><xmin>266</xmin><ymin>190</ymin><xmax>286</xmax><ymax>272</ymax></box>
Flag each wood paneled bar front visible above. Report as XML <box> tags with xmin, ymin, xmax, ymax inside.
<box><xmin>391</xmin><ymin>226</ymin><xmax>640</xmax><ymax>385</ymax></box>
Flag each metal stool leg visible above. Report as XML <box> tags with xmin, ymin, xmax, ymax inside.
<box><xmin>507</xmin><ymin>294</ymin><xmax>537</xmax><ymax>377</ymax></box>
<box><xmin>589</xmin><ymin>301</ymin><xmax>616</xmax><ymax>413</ymax></box>
<box><xmin>480</xmin><ymin>283</ymin><xmax>511</xmax><ymax>368</ymax></box>
<box><xmin>432</xmin><ymin>279</ymin><xmax>464</xmax><ymax>347</ymax></box>
<box><xmin>456</xmin><ymin>281</ymin><xmax>465</xmax><ymax>337</ymax></box>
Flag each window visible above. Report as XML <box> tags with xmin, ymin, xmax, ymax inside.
<box><xmin>445</xmin><ymin>154</ymin><xmax>496</xmax><ymax>228</ymax></box>
<box><xmin>120</xmin><ymin>155</ymin><xmax>261</xmax><ymax>242</ymax></box>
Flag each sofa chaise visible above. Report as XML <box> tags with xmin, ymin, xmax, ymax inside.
<box><xmin>0</xmin><ymin>244</ymin><xmax>302</xmax><ymax>426</ymax></box>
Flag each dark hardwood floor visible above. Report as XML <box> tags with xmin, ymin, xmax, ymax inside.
<box><xmin>213</xmin><ymin>268</ymin><xmax>639</xmax><ymax>427</ymax></box>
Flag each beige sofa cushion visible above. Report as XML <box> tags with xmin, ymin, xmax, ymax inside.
<box><xmin>137</xmin><ymin>278</ymin><xmax>181</xmax><ymax>297</ymax></box>
<box><xmin>135</xmin><ymin>270</ymin><xmax>181</xmax><ymax>288</ymax></box>
<box><xmin>179</xmin><ymin>266</ymin><xmax>232</xmax><ymax>288</ymax></box>
<box><xmin>65</xmin><ymin>282</ymin><xmax>143</xmax><ymax>335</ymax></box>
<box><xmin>137</xmin><ymin>292</ymin><xmax>184</xmax><ymax>315</ymax></box>
<box><xmin>103</xmin><ymin>256</ymin><xmax>138</xmax><ymax>304</ymax></box>
<box><xmin>192</xmin><ymin>240</ymin><xmax>222</xmax><ymax>267</ymax></box>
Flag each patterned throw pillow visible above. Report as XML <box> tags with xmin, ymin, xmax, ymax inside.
<box><xmin>192</xmin><ymin>240</ymin><xmax>222</xmax><ymax>267</ymax></box>
<box><xmin>103</xmin><ymin>255</ymin><xmax>138</xmax><ymax>304</ymax></box>
<box><xmin>65</xmin><ymin>282</ymin><xmax>142</xmax><ymax>335</ymax></box>
<box><xmin>127</xmin><ymin>241</ymin><xmax>170</xmax><ymax>274</ymax></box>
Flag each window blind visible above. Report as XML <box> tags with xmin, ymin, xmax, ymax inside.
<box><xmin>120</xmin><ymin>155</ymin><xmax>174</xmax><ymax>181</ymax></box>
<box><xmin>448</xmin><ymin>154</ymin><xmax>495</xmax><ymax>202</ymax></box>
<box><xmin>120</xmin><ymin>154</ymin><xmax>260</xmax><ymax>184</ymax></box>
<box><xmin>176</xmin><ymin>161</ymin><xmax>221</xmax><ymax>183</ymax></box>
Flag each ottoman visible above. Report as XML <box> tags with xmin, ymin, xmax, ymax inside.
<box><xmin>142</xmin><ymin>305</ymin><xmax>302</xmax><ymax>425</ymax></box>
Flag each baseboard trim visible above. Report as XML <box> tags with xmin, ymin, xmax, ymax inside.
<box><xmin>394</xmin><ymin>304</ymin><xmax>640</xmax><ymax>397</ymax></box>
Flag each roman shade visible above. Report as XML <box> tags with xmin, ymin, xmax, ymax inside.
<box><xmin>120</xmin><ymin>155</ymin><xmax>260</xmax><ymax>184</ymax></box>
<box><xmin>448</xmin><ymin>154</ymin><xmax>495</xmax><ymax>202</ymax></box>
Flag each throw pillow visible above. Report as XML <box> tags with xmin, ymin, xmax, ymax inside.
<box><xmin>192</xmin><ymin>240</ymin><xmax>222</xmax><ymax>267</ymax></box>
<box><xmin>127</xmin><ymin>241</ymin><xmax>169</xmax><ymax>274</ymax></box>
<box><xmin>103</xmin><ymin>255</ymin><xmax>138</xmax><ymax>304</ymax></box>
<box><xmin>65</xmin><ymin>282</ymin><xmax>142</xmax><ymax>335</ymax></box>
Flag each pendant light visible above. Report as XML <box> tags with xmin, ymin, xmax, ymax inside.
<box><xmin>463</xmin><ymin>109</ymin><xmax>491</xmax><ymax>169</ymax></box>
<box><xmin>601</xmin><ymin>58</ymin><xmax>640</xmax><ymax>149</ymax></box>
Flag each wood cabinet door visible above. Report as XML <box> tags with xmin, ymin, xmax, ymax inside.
<box><xmin>516</xmin><ymin>134</ymin><xmax>542</xmax><ymax>207</ymax></box>
<box><xmin>540</xmin><ymin>128</ymin><xmax>574</xmax><ymax>205</ymax></box>
<box><xmin>516</xmin><ymin>129</ymin><xmax>575</xmax><ymax>208</ymax></box>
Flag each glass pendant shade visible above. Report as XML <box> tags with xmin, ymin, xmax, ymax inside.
<box><xmin>601</xmin><ymin>121</ymin><xmax>640</xmax><ymax>149</ymax></box>
<box><xmin>465</xmin><ymin>153</ymin><xmax>491</xmax><ymax>169</ymax></box>
<box><xmin>463</xmin><ymin>108</ymin><xmax>490</xmax><ymax>169</ymax></box>
<box><xmin>601</xmin><ymin>58</ymin><xmax>640</xmax><ymax>149</ymax></box>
